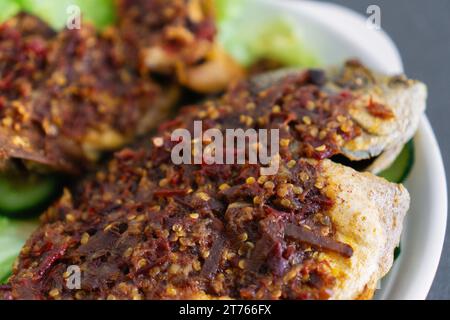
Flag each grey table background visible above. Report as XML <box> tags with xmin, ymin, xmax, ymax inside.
<box><xmin>315</xmin><ymin>0</ymin><xmax>450</xmax><ymax>300</ymax></box>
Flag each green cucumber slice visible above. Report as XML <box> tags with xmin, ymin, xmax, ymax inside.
<box><xmin>393</xmin><ymin>245</ymin><xmax>401</xmax><ymax>261</ymax></box>
<box><xmin>0</xmin><ymin>256</ymin><xmax>14</xmax><ymax>284</ymax></box>
<box><xmin>215</xmin><ymin>0</ymin><xmax>319</xmax><ymax>67</ymax></box>
<box><xmin>0</xmin><ymin>217</ymin><xmax>39</xmax><ymax>283</ymax></box>
<box><xmin>0</xmin><ymin>174</ymin><xmax>61</xmax><ymax>218</ymax></box>
<box><xmin>378</xmin><ymin>140</ymin><xmax>415</xmax><ymax>183</ymax></box>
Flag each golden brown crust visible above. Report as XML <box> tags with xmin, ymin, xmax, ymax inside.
<box><xmin>318</xmin><ymin>159</ymin><xmax>409</xmax><ymax>300</ymax></box>
<box><xmin>8</xmin><ymin>63</ymin><xmax>410</xmax><ymax>300</ymax></box>
<box><xmin>355</xmin><ymin>285</ymin><xmax>376</xmax><ymax>300</ymax></box>
<box><xmin>0</xmin><ymin>10</ymin><xmax>182</xmax><ymax>174</ymax></box>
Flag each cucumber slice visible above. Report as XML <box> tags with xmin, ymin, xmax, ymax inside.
<box><xmin>0</xmin><ymin>217</ymin><xmax>39</xmax><ymax>283</ymax></box>
<box><xmin>378</xmin><ymin>140</ymin><xmax>414</xmax><ymax>183</ymax></box>
<box><xmin>216</xmin><ymin>0</ymin><xmax>319</xmax><ymax>67</ymax></box>
<box><xmin>394</xmin><ymin>245</ymin><xmax>401</xmax><ymax>261</ymax></box>
<box><xmin>0</xmin><ymin>256</ymin><xmax>14</xmax><ymax>284</ymax></box>
<box><xmin>0</xmin><ymin>174</ymin><xmax>62</xmax><ymax>218</ymax></box>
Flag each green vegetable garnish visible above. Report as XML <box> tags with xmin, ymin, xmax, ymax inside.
<box><xmin>393</xmin><ymin>245</ymin><xmax>401</xmax><ymax>261</ymax></box>
<box><xmin>0</xmin><ymin>0</ymin><xmax>116</xmax><ymax>29</ymax></box>
<box><xmin>378</xmin><ymin>140</ymin><xmax>415</xmax><ymax>183</ymax></box>
<box><xmin>19</xmin><ymin>0</ymin><xmax>116</xmax><ymax>30</ymax></box>
<box><xmin>0</xmin><ymin>217</ymin><xmax>39</xmax><ymax>283</ymax></box>
<box><xmin>0</xmin><ymin>174</ymin><xmax>62</xmax><ymax>218</ymax></box>
<box><xmin>215</xmin><ymin>0</ymin><xmax>319</xmax><ymax>67</ymax></box>
<box><xmin>0</xmin><ymin>0</ymin><xmax>20</xmax><ymax>22</ymax></box>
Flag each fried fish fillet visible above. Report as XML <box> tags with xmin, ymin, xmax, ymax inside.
<box><xmin>154</xmin><ymin>60</ymin><xmax>424</xmax><ymax>174</ymax></box>
<box><xmin>116</xmin><ymin>0</ymin><xmax>244</xmax><ymax>93</ymax></box>
<box><xmin>317</xmin><ymin>159</ymin><xmax>409</xmax><ymax>299</ymax></box>
<box><xmin>0</xmin><ymin>14</ymin><xmax>177</xmax><ymax>174</ymax></box>
<box><xmin>3</xmin><ymin>154</ymin><xmax>408</xmax><ymax>300</ymax></box>
<box><xmin>4</xmin><ymin>62</ymin><xmax>411</xmax><ymax>300</ymax></box>
<box><xmin>0</xmin><ymin>1</ymin><xmax>244</xmax><ymax>174</ymax></box>
<box><xmin>252</xmin><ymin>60</ymin><xmax>427</xmax><ymax>173</ymax></box>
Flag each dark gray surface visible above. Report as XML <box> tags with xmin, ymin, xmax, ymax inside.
<box><xmin>315</xmin><ymin>0</ymin><xmax>450</xmax><ymax>300</ymax></box>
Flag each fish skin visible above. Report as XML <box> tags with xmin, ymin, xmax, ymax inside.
<box><xmin>336</xmin><ymin>62</ymin><xmax>427</xmax><ymax>173</ymax></box>
<box><xmin>252</xmin><ymin>60</ymin><xmax>427</xmax><ymax>173</ymax></box>
<box><xmin>315</xmin><ymin>159</ymin><xmax>409</xmax><ymax>299</ymax></box>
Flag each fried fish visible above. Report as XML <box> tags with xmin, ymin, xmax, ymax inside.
<box><xmin>252</xmin><ymin>60</ymin><xmax>427</xmax><ymax>173</ymax></box>
<box><xmin>0</xmin><ymin>14</ymin><xmax>177</xmax><ymax>174</ymax></box>
<box><xmin>3</xmin><ymin>154</ymin><xmax>408</xmax><ymax>300</ymax></box>
<box><xmin>0</xmin><ymin>1</ymin><xmax>241</xmax><ymax>174</ymax></box>
<box><xmin>3</xmin><ymin>61</ymin><xmax>412</xmax><ymax>300</ymax></box>
<box><xmin>116</xmin><ymin>0</ymin><xmax>244</xmax><ymax>93</ymax></box>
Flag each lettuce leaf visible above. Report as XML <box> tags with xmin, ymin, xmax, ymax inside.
<box><xmin>0</xmin><ymin>0</ymin><xmax>20</xmax><ymax>22</ymax></box>
<box><xmin>0</xmin><ymin>0</ymin><xmax>116</xmax><ymax>29</ymax></box>
<box><xmin>19</xmin><ymin>0</ymin><xmax>116</xmax><ymax>30</ymax></box>
<box><xmin>0</xmin><ymin>217</ymin><xmax>38</xmax><ymax>283</ymax></box>
<box><xmin>215</xmin><ymin>0</ymin><xmax>319</xmax><ymax>67</ymax></box>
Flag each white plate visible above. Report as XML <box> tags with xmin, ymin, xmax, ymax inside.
<box><xmin>249</xmin><ymin>0</ymin><xmax>448</xmax><ymax>300</ymax></box>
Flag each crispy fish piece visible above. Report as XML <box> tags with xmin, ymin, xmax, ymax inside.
<box><xmin>0</xmin><ymin>1</ymin><xmax>243</xmax><ymax>174</ymax></box>
<box><xmin>5</xmin><ymin>62</ymin><xmax>411</xmax><ymax>299</ymax></box>
<box><xmin>0</xmin><ymin>14</ymin><xmax>57</xmax><ymax>172</ymax></box>
<box><xmin>252</xmin><ymin>60</ymin><xmax>427</xmax><ymax>173</ymax></box>
<box><xmin>116</xmin><ymin>0</ymin><xmax>216</xmax><ymax>71</ymax></box>
<box><xmin>4</xmin><ymin>153</ymin><xmax>408</xmax><ymax>300</ymax></box>
<box><xmin>316</xmin><ymin>159</ymin><xmax>409</xmax><ymax>299</ymax></box>
<box><xmin>0</xmin><ymin>14</ymin><xmax>178</xmax><ymax>174</ymax></box>
<box><xmin>117</xmin><ymin>0</ymin><xmax>244</xmax><ymax>93</ymax></box>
